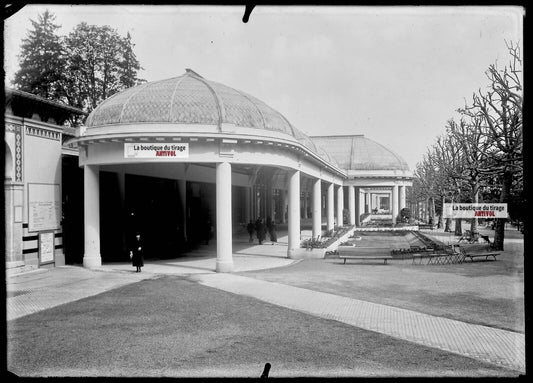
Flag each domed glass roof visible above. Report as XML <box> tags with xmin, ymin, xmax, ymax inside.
<box><xmin>310</xmin><ymin>135</ymin><xmax>410</xmax><ymax>172</ymax></box>
<box><xmin>86</xmin><ymin>69</ymin><xmax>336</xmax><ymax>165</ymax></box>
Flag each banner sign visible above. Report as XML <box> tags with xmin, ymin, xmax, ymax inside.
<box><xmin>124</xmin><ymin>143</ymin><xmax>189</xmax><ymax>159</ymax></box>
<box><xmin>442</xmin><ymin>203</ymin><xmax>508</xmax><ymax>219</ymax></box>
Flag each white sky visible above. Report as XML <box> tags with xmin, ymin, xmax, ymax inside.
<box><xmin>3</xmin><ymin>5</ymin><xmax>524</xmax><ymax>170</ymax></box>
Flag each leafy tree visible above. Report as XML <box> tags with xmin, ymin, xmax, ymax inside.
<box><xmin>13</xmin><ymin>10</ymin><xmax>66</xmax><ymax>100</ymax></box>
<box><xmin>13</xmin><ymin>12</ymin><xmax>144</xmax><ymax>117</ymax></box>
<box><xmin>62</xmin><ymin>23</ymin><xmax>144</xmax><ymax>112</ymax></box>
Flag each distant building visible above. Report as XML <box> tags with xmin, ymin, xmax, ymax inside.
<box><xmin>4</xmin><ymin>88</ymin><xmax>87</xmax><ymax>274</ymax></box>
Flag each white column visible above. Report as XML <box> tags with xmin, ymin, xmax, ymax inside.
<box><xmin>4</xmin><ymin>183</ymin><xmax>24</xmax><ymax>267</ymax></box>
<box><xmin>287</xmin><ymin>170</ymin><xmax>300</xmax><ymax>258</ymax></box>
<box><xmin>83</xmin><ymin>165</ymin><xmax>102</xmax><ymax>268</ymax></box>
<box><xmin>216</xmin><ymin>162</ymin><xmax>233</xmax><ymax>272</ymax></box>
<box><xmin>178</xmin><ymin>179</ymin><xmax>187</xmax><ymax>242</ymax></box>
<box><xmin>392</xmin><ymin>184</ymin><xmax>399</xmax><ymax>224</ymax></box>
<box><xmin>358</xmin><ymin>189</ymin><xmax>364</xmax><ymax>222</ymax></box>
<box><xmin>355</xmin><ymin>187</ymin><xmax>361</xmax><ymax>226</ymax></box>
<box><xmin>400</xmin><ymin>185</ymin><xmax>406</xmax><ymax>210</ymax></box>
<box><xmin>348</xmin><ymin>186</ymin><xmax>355</xmax><ymax>225</ymax></box>
<box><xmin>312</xmin><ymin>178</ymin><xmax>321</xmax><ymax>239</ymax></box>
<box><xmin>336</xmin><ymin>185</ymin><xmax>344</xmax><ymax>227</ymax></box>
<box><xmin>365</xmin><ymin>192</ymin><xmax>370</xmax><ymax>213</ymax></box>
<box><xmin>327</xmin><ymin>183</ymin><xmax>334</xmax><ymax>231</ymax></box>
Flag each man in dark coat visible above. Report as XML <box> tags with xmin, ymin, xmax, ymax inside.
<box><xmin>129</xmin><ymin>231</ymin><xmax>144</xmax><ymax>272</ymax></box>
<box><xmin>269</xmin><ymin>221</ymin><xmax>277</xmax><ymax>243</ymax></box>
<box><xmin>247</xmin><ymin>220</ymin><xmax>255</xmax><ymax>242</ymax></box>
<box><xmin>255</xmin><ymin>218</ymin><xmax>266</xmax><ymax>245</ymax></box>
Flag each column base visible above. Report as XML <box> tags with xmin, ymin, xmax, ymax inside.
<box><xmin>83</xmin><ymin>255</ymin><xmax>102</xmax><ymax>269</ymax></box>
<box><xmin>287</xmin><ymin>248</ymin><xmax>299</xmax><ymax>259</ymax></box>
<box><xmin>216</xmin><ymin>260</ymin><xmax>234</xmax><ymax>273</ymax></box>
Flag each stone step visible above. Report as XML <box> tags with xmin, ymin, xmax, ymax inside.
<box><xmin>6</xmin><ymin>264</ymin><xmax>41</xmax><ymax>278</ymax></box>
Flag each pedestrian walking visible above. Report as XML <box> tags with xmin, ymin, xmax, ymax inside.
<box><xmin>256</xmin><ymin>217</ymin><xmax>266</xmax><ymax>245</ymax></box>
<box><xmin>247</xmin><ymin>220</ymin><xmax>255</xmax><ymax>242</ymax></box>
<box><xmin>129</xmin><ymin>231</ymin><xmax>144</xmax><ymax>272</ymax></box>
<box><xmin>269</xmin><ymin>221</ymin><xmax>277</xmax><ymax>243</ymax></box>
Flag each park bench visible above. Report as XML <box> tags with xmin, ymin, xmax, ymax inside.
<box><xmin>457</xmin><ymin>230</ymin><xmax>481</xmax><ymax>244</ymax></box>
<box><xmin>418</xmin><ymin>224</ymin><xmax>435</xmax><ymax>230</ymax></box>
<box><xmin>337</xmin><ymin>246</ymin><xmax>393</xmax><ymax>264</ymax></box>
<box><xmin>412</xmin><ymin>245</ymin><xmax>461</xmax><ymax>265</ymax></box>
<box><xmin>458</xmin><ymin>244</ymin><xmax>500</xmax><ymax>263</ymax></box>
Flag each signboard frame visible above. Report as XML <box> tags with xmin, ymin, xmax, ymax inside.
<box><xmin>124</xmin><ymin>142</ymin><xmax>189</xmax><ymax>159</ymax></box>
<box><xmin>38</xmin><ymin>230</ymin><xmax>55</xmax><ymax>265</ymax></box>
<box><xmin>28</xmin><ymin>183</ymin><xmax>61</xmax><ymax>232</ymax></box>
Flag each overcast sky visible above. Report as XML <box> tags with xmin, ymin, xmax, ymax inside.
<box><xmin>3</xmin><ymin>5</ymin><xmax>524</xmax><ymax>170</ymax></box>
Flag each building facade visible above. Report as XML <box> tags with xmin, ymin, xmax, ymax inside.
<box><xmin>68</xmin><ymin>69</ymin><xmax>413</xmax><ymax>272</ymax></box>
<box><xmin>4</xmin><ymin>89</ymin><xmax>86</xmax><ymax>273</ymax></box>
<box><xmin>5</xmin><ymin>71</ymin><xmax>412</xmax><ymax>273</ymax></box>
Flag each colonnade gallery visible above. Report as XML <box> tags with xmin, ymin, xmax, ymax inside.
<box><xmin>5</xmin><ymin>70</ymin><xmax>412</xmax><ymax>273</ymax></box>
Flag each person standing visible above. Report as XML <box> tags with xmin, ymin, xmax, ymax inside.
<box><xmin>129</xmin><ymin>231</ymin><xmax>144</xmax><ymax>272</ymax></box>
<box><xmin>256</xmin><ymin>218</ymin><xmax>266</xmax><ymax>245</ymax></box>
<box><xmin>247</xmin><ymin>220</ymin><xmax>255</xmax><ymax>243</ymax></box>
<box><xmin>269</xmin><ymin>221</ymin><xmax>277</xmax><ymax>243</ymax></box>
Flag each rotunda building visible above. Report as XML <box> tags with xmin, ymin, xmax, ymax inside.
<box><xmin>71</xmin><ymin>69</ymin><xmax>412</xmax><ymax>272</ymax></box>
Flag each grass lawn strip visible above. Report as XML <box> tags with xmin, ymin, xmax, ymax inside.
<box><xmin>7</xmin><ymin>276</ymin><xmax>518</xmax><ymax>377</ymax></box>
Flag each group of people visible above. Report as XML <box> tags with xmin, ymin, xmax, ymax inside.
<box><xmin>128</xmin><ymin>212</ymin><xmax>281</xmax><ymax>272</ymax></box>
<box><xmin>247</xmin><ymin>216</ymin><xmax>277</xmax><ymax>245</ymax></box>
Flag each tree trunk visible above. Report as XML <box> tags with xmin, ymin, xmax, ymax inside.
<box><xmin>470</xmin><ymin>182</ymin><xmax>479</xmax><ymax>234</ymax></box>
<box><xmin>454</xmin><ymin>218</ymin><xmax>463</xmax><ymax>236</ymax></box>
<box><xmin>437</xmin><ymin>195</ymin><xmax>445</xmax><ymax>229</ymax></box>
<box><xmin>445</xmin><ymin>218</ymin><xmax>452</xmax><ymax>232</ymax></box>
<box><xmin>493</xmin><ymin>171</ymin><xmax>512</xmax><ymax>251</ymax></box>
<box><xmin>430</xmin><ymin>197</ymin><xmax>436</xmax><ymax>225</ymax></box>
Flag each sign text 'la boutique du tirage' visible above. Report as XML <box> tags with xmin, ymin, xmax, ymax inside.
<box><xmin>442</xmin><ymin>203</ymin><xmax>508</xmax><ymax>219</ymax></box>
<box><xmin>124</xmin><ymin>143</ymin><xmax>189</xmax><ymax>159</ymax></box>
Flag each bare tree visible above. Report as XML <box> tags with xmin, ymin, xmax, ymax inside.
<box><xmin>459</xmin><ymin>41</ymin><xmax>523</xmax><ymax>250</ymax></box>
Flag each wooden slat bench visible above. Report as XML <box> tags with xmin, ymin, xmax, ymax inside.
<box><xmin>458</xmin><ymin>245</ymin><xmax>500</xmax><ymax>263</ymax></box>
<box><xmin>337</xmin><ymin>246</ymin><xmax>393</xmax><ymax>265</ymax></box>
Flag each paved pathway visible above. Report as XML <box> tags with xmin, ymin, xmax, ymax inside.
<box><xmin>6</xmin><ymin>266</ymin><xmax>154</xmax><ymax>321</ymax></box>
<box><xmin>7</xmin><ymin>228</ymin><xmax>524</xmax><ymax>374</ymax></box>
<box><xmin>191</xmin><ymin>273</ymin><xmax>525</xmax><ymax>373</ymax></box>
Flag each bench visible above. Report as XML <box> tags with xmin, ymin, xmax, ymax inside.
<box><xmin>458</xmin><ymin>245</ymin><xmax>500</xmax><ymax>263</ymax></box>
<box><xmin>340</xmin><ymin>255</ymin><xmax>393</xmax><ymax>264</ymax></box>
<box><xmin>418</xmin><ymin>224</ymin><xmax>435</xmax><ymax>230</ymax></box>
<box><xmin>337</xmin><ymin>246</ymin><xmax>392</xmax><ymax>264</ymax></box>
<box><xmin>412</xmin><ymin>245</ymin><xmax>461</xmax><ymax>265</ymax></box>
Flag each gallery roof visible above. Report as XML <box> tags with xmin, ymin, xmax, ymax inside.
<box><xmin>311</xmin><ymin>135</ymin><xmax>410</xmax><ymax>172</ymax></box>
<box><xmin>85</xmin><ymin>69</ymin><xmax>337</xmax><ymax>164</ymax></box>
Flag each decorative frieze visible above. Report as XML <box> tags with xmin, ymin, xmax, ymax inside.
<box><xmin>25</xmin><ymin>126</ymin><xmax>61</xmax><ymax>141</ymax></box>
<box><xmin>5</xmin><ymin>122</ymin><xmax>19</xmax><ymax>133</ymax></box>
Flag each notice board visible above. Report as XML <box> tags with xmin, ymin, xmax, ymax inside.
<box><xmin>39</xmin><ymin>231</ymin><xmax>55</xmax><ymax>264</ymax></box>
<box><xmin>28</xmin><ymin>183</ymin><xmax>61</xmax><ymax>232</ymax></box>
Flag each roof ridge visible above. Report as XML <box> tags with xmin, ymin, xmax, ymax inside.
<box><xmin>168</xmin><ymin>75</ymin><xmax>187</xmax><ymax>122</ymax></box>
<box><xmin>231</xmin><ymin>88</ymin><xmax>268</xmax><ymax>130</ymax></box>
<box><xmin>190</xmin><ymin>74</ymin><xmax>226</xmax><ymax>130</ymax></box>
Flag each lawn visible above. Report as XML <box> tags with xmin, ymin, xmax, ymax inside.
<box><xmin>7</xmin><ymin>275</ymin><xmax>518</xmax><ymax>377</ymax></box>
<box><xmin>240</xmin><ymin>240</ymin><xmax>524</xmax><ymax>333</ymax></box>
